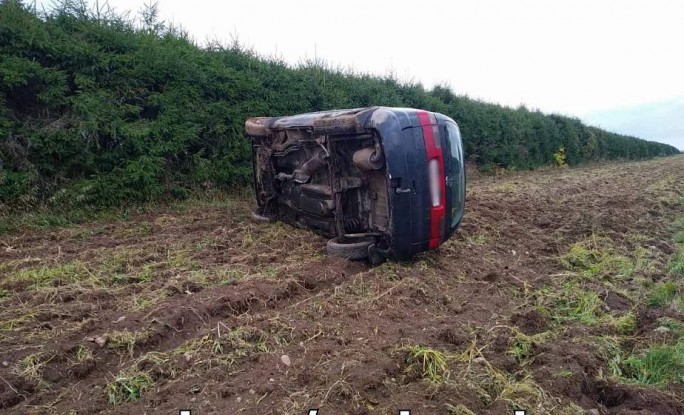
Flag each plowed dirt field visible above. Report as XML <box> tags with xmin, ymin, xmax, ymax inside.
<box><xmin>1</xmin><ymin>156</ymin><xmax>683</xmax><ymax>414</ymax></box>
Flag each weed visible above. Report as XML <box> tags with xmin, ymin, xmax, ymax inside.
<box><xmin>553</xmin><ymin>145</ymin><xmax>567</xmax><ymax>167</ymax></box>
<box><xmin>404</xmin><ymin>345</ymin><xmax>449</xmax><ymax>383</ymax></box>
<box><xmin>106</xmin><ymin>370</ymin><xmax>154</xmax><ymax>404</ymax></box>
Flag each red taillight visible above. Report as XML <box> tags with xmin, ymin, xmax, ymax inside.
<box><xmin>417</xmin><ymin>110</ymin><xmax>446</xmax><ymax>250</ymax></box>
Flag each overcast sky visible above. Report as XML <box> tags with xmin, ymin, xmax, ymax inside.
<box><xmin>40</xmin><ymin>0</ymin><xmax>684</xmax><ymax>149</ymax></box>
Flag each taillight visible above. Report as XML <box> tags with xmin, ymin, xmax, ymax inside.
<box><xmin>417</xmin><ymin>110</ymin><xmax>446</xmax><ymax>250</ymax></box>
<box><xmin>428</xmin><ymin>159</ymin><xmax>441</xmax><ymax>207</ymax></box>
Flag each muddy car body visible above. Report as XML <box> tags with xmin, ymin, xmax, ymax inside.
<box><xmin>246</xmin><ymin>107</ymin><xmax>465</xmax><ymax>262</ymax></box>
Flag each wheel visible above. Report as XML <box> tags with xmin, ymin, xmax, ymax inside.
<box><xmin>326</xmin><ymin>236</ymin><xmax>374</xmax><ymax>260</ymax></box>
<box><xmin>250</xmin><ymin>211</ymin><xmax>273</xmax><ymax>222</ymax></box>
<box><xmin>367</xmin><ymin>244</ymin><xmax>387</xmax><ymax>266</ymax></box>
<box><xmin>245</xmin><ymin>118</ymin><xmax>271</xmax><ymax>137</ymax></box>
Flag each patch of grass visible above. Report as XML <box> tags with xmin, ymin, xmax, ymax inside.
<box><xmin>217</xmin><ymin>269</ymin><xmax>248</xmax><ymax>286</ymax></box>
<box><xmin>221</xmin><ymin>326</ymin><xmax>268</xmax><ymax>356</ymax></box>
<box><xmin>75</xmin><ymin>345</ymin><xmax>93</xmax><ymax>362</ymax></box>
<box><xmin>172</xmin><ymin>326</ymin><xmax>270</xmax><ymax>365</ymax></box>
<box><xmin>14</xmin><ymin>353</ymin><xmax>50</xmax><ymax>385</ymax></box>
<box><xmin>256</xmin><ymin>265</ymin><xmax>278</xmax><ymax>279</ymax></box>
<box><xmin>106</xmin><ymin>370</ymin><xmax>154</xmax><ymax>404</ymax></box>
<box><xmin>445</xmin><ymin>403</ymin><xmax>477</xmax><ymax>415</ymax></box>
<box><xmin>612</xmin><ymin>312</ymin><xmax>637</xmax><ymax>335</ymax></box>
<box><xmin>508</xmin><ymin>331</ymin><xmax>554</xmax><ymax>364</ymax></box>
<box><xmin>1</xmin><ymin>261</ymin><xmax>92</xmax><ymax>290</ymax></box>
<box><xmin>99</xmin><ymin>248</ymin><xmax>144</xmax><ymax>274</ymax></box>
<box><xmin>475</xmin><ymin>364</ymin><xmax>547</xmax><ymax>410</ymax></box>
<box><xmin>166</xmin><ymin>248</ymin><xmax>199</xmax><ymax>270</ymax></box>
<box><xmin>172</xmin><ymin>334</ymin><xmax>213</xmax><ymax>357</ymax></box>
<box><xmin>554</xmin><ymin>368</ymin><xmax>574</xmax><ymax>378</ymax></box>
<box><xmin>137</xmin><ymin>351</ymin><xmax>169</xmax><ymax>366</ymax></box>
<box><xmin>465</xmin><ymin>233</ymin><xmax>488</xmax><ymax>245</ymax></box>
<box><xmin>674</xmin><ymin>228</ymin><xmax>684</xmax><ymax>244</ymax></box>
<box><xmin>561</xmin><ymin>236</ymin><xmax>634</xmax><ymax>279</ymax></box>
<box><xmin>106</xmin><ymin>329</ymin><xmax>153</xmax><ymax>356</ymax></box>
<box><xmin>404</xmin><ymin>345</ymin><xmax>449</xmax><ymax>383</ymax></box>
<box><xmin>372</xmin><ymin>261</ymin><xmax>407</xmax><ymax>281</ymax></box>
<box><xmin>552</xmin><ymin>286</ymin><xmax>603</xmax><ymax>325</ymax></box>
<box><xmin>656</xmin><ymin>317</ymin><xmax>684</xmax><ymax>335</ymax></box>
<box><xmin>619</xmin><ymin>342</ymin><xmax>684</xmax><ymax>385</ymax></box>
<box><xmin>113</xmin><ymin>222</ymin><xmax>154</xmax><ymax>237</ymax></box>
<box><xmin>668</xmin><ymin>248</ymin><xmax>684</xmax><ymax>276</ymax></box>
<box><xmin>493</xmin><ymin>183</ymin><xmax>516</xmax><ymax>192</ymax></box>
<box><xmin>111</xmin><ymin>266</ymin><xmax>154</xmax><ymax>285</ymax></box>
<box><xmin>129</xmin><ymin>292</ymin><xmax>160</xmax><ymax>311</ymax></box>
<box><xmin>647</xmin><ymin>282</ymin><xmax>684</xmax><ymax>311</ymax></box>
<box><xmin>0</xmin><ymin>312</ymin><xmax>37</xmax><ymax>331</ymax></box>
<box><xmin>0</xmin><ymin>208</ymin><xmax>123</xmax><ymax>235</ymax></box>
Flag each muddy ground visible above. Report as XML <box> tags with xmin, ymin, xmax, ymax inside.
<box><xmin>1</xmin><ymin>156</ymin><xmax>683</xmax><ymax>415</ymax></box>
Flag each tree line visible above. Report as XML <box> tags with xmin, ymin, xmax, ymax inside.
<box><xmin>0</xmin><ymin>1</ymin><xmax>679</xmax><ymax>209</ymax></box>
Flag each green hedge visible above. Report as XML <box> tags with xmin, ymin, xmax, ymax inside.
<box><xmin>0</xmin><ymin>1</ymin><xmax>678</xmax><ymax>209</ymax></box>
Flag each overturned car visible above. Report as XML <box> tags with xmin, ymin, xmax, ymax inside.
<box><xmin>245</xmin><ymin>107</ymin><xmax>465</xmax><ymax>263</ymax></box>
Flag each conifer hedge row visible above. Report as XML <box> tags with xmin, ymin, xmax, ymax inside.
<box><xmin>0</xmin><ymin>1</ymin><xmax>678</xmax><ymax>208</ymax></box>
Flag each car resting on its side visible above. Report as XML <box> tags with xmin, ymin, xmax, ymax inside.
<box><xmin>245</xmin><ymin>107</ymin><xmax>465</xmax><ymax>263</ymax></box>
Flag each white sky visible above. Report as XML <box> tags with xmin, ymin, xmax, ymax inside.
<box><xmin>40</xmin><ymin>0</ymin><xmax>684</xmax><ymax>148</ymax></box>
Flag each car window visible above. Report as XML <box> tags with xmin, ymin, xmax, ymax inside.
<box><xmin>445</xmin><ymin>122</ymin><xmax>465</xmax><ymax>227</ymax></box>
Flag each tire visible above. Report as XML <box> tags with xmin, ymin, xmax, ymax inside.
<box><xmin>245</xmin><ymin>118</ymin><xmax>271</xmax><ymax>137</ymax></box>
<box><xmin>326</xmin><ymin>236</ymin><xmax>374</xmax><ymax>260</ymax></box>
